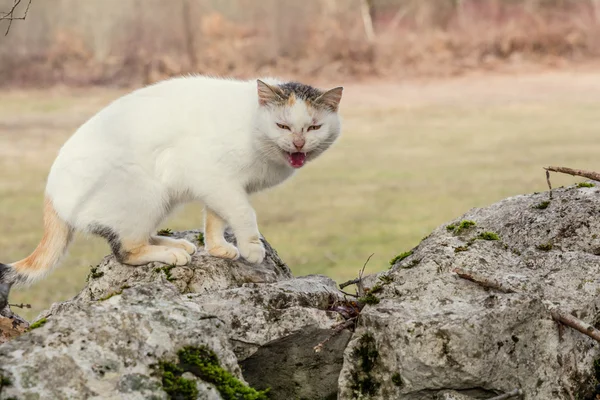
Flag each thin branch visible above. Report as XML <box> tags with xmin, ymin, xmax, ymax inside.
<box><xmin>549</xmin><ymin>306</ymin><xmax>600</xmax><ymax>343</ymax></box>
<box><xmin>545</xmin><ymin>170</ymin><xmax>553</xmax><ymax>199</ymax></box>
<box><xmin>0</xmin><ymin>0</ymin><xmax>32</xmax><ymax>35</ymax></box>
<box><xmin>488</xmin><ymin>389</ymin><xmax>523</xmax><ymax>400</ymax></box>
<box><xmin>339</xmin><ymin>278</ymin><xmax>360</xmax><ymax>290</ymax></box>
<box><xmin>8</xmin><ymin>303</ymin><xmax>31</xmax><ymax>309</ymax></box>
<box><xmin>356</xmin><ymin>253</ymin><xmax>374</xmax><ymax>297</ymax></box>
<box><xmin>544</xmin><ymin>166</ymin><xmax>600</xmax><ymax>183</ymax></box>
<box><xmin>454</xmin><ymin>268</ymin><xmax>516</xmax><ymax>294</ymax></box>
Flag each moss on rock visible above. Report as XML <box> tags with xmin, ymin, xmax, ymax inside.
<box><xmin>159</xmin><ymin>346</ymin><xmax>269</xmax><ymax>400</ymax></box>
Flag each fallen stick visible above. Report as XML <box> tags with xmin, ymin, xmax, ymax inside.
<box><xmin>488</xmin><ymin>388</ymin><xmax>523</xmax><ymax>400</ymax></box>
<box><xmin>339</xmin><ymin>278</ymin><xmax>360</xmax><ymax>290</ymax></box>
<box><xmin>453</xmin><ymin>268</ymin><xmax>516</xmax><ymax>294</ymax></box>
<box><xmin>544</xmin><ymin>166</ymin><xmax>600</xmax><ymax>183</ymax></box>
<box><xmin>545</xmin><ymin>170</ymin><xmax>553</xmax><ymax>199</ymax></box>
<box><xmin>8</xmin><ymin>303</ymin><xmax>31</xmax><ymax>309</ymax></box>
<box><xmin>549</xmin><ymin>306</ymin><xmax>600</xmax><ymax>343</ymax></box>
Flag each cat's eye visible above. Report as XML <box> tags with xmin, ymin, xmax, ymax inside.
<box><xmin>276</xmin><ymin>123</ymin><xmax>291</xmax><ymax>130</ymax></box>
<box><xmin>307</xmin><ymin>125</ymin><xmax>322</xmax><ymax>131</ymax></box>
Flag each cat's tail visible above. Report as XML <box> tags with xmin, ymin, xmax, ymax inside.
<box><xmin>1</xmin><ymin>196</ymin><xmax>74</xmax><ymax>287</ymax></box>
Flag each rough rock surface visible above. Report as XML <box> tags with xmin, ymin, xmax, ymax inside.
<box><xmin>63</xmin><ymin>230</ymin><xmax>292</xmax><ymax>306</ymax></box>
<box><xmin>0</xmin><ymin>283</ymin><xmax>240</xmax><ymax>399</ymax></box>
<box><xmin>2</xmin><ymin>232</ymin><xmax>348</xmax><ymax>399</ymax></box>
<box><xmin>3</xmin><ymin>185</ymin><xmax>600</xmax><ymax>399</ymax></box>
<box><xmin>338</xmin><ymin>184</ymin><xmax>600</xmax><ymax>399</ymax></box>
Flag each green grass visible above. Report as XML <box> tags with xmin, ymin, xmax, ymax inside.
<box><xmin>3</xmin><ymin>74</ymin><xmax>600</xmax><ymax>320</ymax></box>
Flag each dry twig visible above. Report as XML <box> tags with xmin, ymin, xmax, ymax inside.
<box><xmin>340</xmin><ymin>253</ymin><xmax>374</xmax><ymax>293</ymax></box>
<box><xmin>549</xmin><ymin>306</ymin><xmax>600</xmax><ymax>343</ymax></box>
<box><xmin>545</xmin><ymin>170</ymin><xmax>552</xmax><ymax>199</ymax></box>
<box><xmin>0</xmin><ymin>0</ymin><xmax>32</xmax><ymax>35</ymax></box>
<box><xmin>8</xmin><ymin>303</ymin><xmax>31</xmax><ymax>309</ymax></box>
<box><xmin>339</xmin><ymin>278</ymin><xmax>360</xmax><ymax>290</ymax></box>
<box><xmin>544</xmin><ymin>166</ymin><xmax>600</xmax><ymax>198</ymax></box>
<box><xmin>453</xmin><ymin>268</ymin><xmax>516</xmax><ymax>294</ymax></box>
<box><xmin>544</xmin><ymin>166</ymin><xmax>600</xmax><ymax>182</ymax></box>
<box><xmin>355</xmin><ymin>253</ymin><xmax>374</xmax><ymax>297</ymax></box>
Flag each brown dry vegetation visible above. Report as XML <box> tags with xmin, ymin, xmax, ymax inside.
<box><xmin>1</xmin><ymin>0</ymin><xmax>600</xmax><ymax>86</ymax></box>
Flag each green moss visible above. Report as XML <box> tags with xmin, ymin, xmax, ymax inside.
<box><xmin>28</xmin><ymin>318</ymin><xmax>47</xmax><ymax>331</ymax></box>
<box><xmin>86</xmin><ymin>265</ymin><xmax>104</xmax><ymax>282</ymax></box>
<box><xmin>350</xmin><ymin>333</ymin><xmax>380</xmax><ymax>396</ymax></box>
<box><xmin>157</xmin><ymin>264</ymin><xmax>177</xmax><ymax>282</ymax></box>
<box><xmin>593</xmin><ymin>234</ymin><xmax>598</xmax><ymax>239</ymax></box>
<box><xmin>196</xmin><ymin>232</ymin><xmax>205</xmax><ymax>246</ymax></box>
<box><xmin>594</xmin><ymin>358</ymin><xmax>600</xmax><ymax>382</ymax></box>
<box><xmin>358</xmin><ymin>293</ymin><xmax>380</xmax><ymax>305</ymax></box>
<box><xmin>389</xmin><ymin>251</ymin><xmax>412</xmax><ymax>266</ymax></box>
<box><xmin>378</xmin><ymin>275</ymin><xmax>393</xmax><ymax>284</ymax></box>
<box><xmin>391</xmin><ymin>373</ymin><xmax>403</xmax><ymax>387</ymax></box>
<box><xmin>159</xmin><ymin>346</ymin><xmax>268</xmax><ymax>400</ymax></box>
<box><xmin>0</xmin><ymin>374</ymin><xmax>12</xmax><ymax>387</ymax></box>
<box><xmin>157</xmin><ymin>228</ymin><xmax>173</xmax><ymax>236</ymax></box>
<box><xmin>477</xmin><ymin>232</ymin><xmax>500</xmax><ymax>241</ymax></box>
<box><xmin>533</xmin><ymin>200</ymin><xmax>551</xmax><ymax>210</ymax></box>
<box><xmin>454</xmin><ymin>245</ymin><xmax>469</xmax><ymax>253</ymax></box>
<box><xmin>161</xmin><ymin>362</ymin><xmax>198</xmax><ymax>400</ymax></box>
<box><xmin>448</xmin><ymin>220</ymin><xmax>477</xmax><ymax>235</ymax></box>
<box><xmin>536</xmin><ymin>242</ymin><xmax>553</xmax><ymax>251</ymax></box>
<box><xmin>369</xmin><ymin>283</ymin><xmax>384</xmax><ymax>294</ymax></box>
<box><xmin>454</xmin><ymin>220</ymin><xmax>476</xmax><ymax>233</ymax></box>
<box><xmin>577</xmin><ymin>182</ymin><xmax>595</xmax><ymax>188</ymax></box>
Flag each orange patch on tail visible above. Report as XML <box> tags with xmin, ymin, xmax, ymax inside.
<box><xmin>13</xmin><ymin>196</ymin><xmax>73</xmax><ymax>279</ymax></box>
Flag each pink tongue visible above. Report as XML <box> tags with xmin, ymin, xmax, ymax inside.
<box><xmin>288</xmin><ymin>152</ymin><xmax>306</xmax><ymax>168</ymax></box>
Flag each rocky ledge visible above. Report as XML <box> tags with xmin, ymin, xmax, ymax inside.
<box><xmin>1</xmin><ymin>184</ymin><xmax>600</xmax><ymax>399</ymax></box>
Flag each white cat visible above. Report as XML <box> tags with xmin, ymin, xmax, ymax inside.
<box><xmin>0</xmin><ymin>76</ymin><xmax>343</xmax><ymax>289</ymax></box>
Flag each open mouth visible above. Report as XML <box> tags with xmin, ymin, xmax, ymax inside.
<box><xmin>286</xmin><ymin>152</ymin><xmax>307</xmax><ymax>168</ymax></box>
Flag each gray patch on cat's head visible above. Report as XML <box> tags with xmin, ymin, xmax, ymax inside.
<box><xmin>278</xmin><ymin>82</ymin><xmax>324</xmax><ymax>102</ymax></box>
<box><xmin>257</xmin><ymin>80</ymin><xmax>342</xmax><ymax>112</ymax></box>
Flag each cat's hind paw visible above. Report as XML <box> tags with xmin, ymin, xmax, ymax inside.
<box><xmin>160</xmin><ymin>247</ymin><xmax>192</xmax><ymax>266</ymax></box>
<box><xmin>151</xmin><ymin>236</ymin><xmax>197</xmax><ymax>255</ymax></box>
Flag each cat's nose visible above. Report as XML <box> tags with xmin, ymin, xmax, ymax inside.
<box><xmin>293</xmin><ymin>136</ymin><xmax>305</xmax><ymax>150</ymax></box>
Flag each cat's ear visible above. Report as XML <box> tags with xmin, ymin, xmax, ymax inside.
<box><xmin>257</xmin><ymin>79</ymin><xmax>284</xmax><ymax>106</ymax></box>
<box><xmin>315</xmin><ymin>87</ymin><xmax>343</xmax><ymax>112</ymax></box>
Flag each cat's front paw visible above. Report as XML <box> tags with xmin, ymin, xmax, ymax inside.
<box><xmin>206</xmin><ymin>242</ymin><xmax>240</xmax><ymax>260</ymax></box>
<box><xmin>238</xmin><ymin>239</ymin><xmax>265</xmax><ymax>264</ymax></box>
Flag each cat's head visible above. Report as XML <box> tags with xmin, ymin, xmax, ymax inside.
<box><xmin>254</xmin><ymin>79</ymin><xmax>343</xmax><ymax>169</ymax></box>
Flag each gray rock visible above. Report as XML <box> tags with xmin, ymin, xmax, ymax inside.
<box><xmin>241</xmin><ymin>326</ymin><xmax>352</xmax><ymax>400</ymax></box>
<box><xmin>0</xmin><ymin>283</ymin><xmax>240</xmax><ymax>400</ymax></box>
<box><xmin>192</xmin><ymin>275</ymin><xmax>350</xmax><ymax>400</ymax></box>
<box><xmin>5</xmin><ymin>186</ymin><xmax>599</xmax><ymax>399</ymax></box>
<box><xmin>9</xmin><ymin>234</ymin><xmax>347</xmax><ymax>399</ymax></box>
<box><xmin>338</xmin><ymin>185</ymin><xmax>600</xmax><ymax>399</ymax></box>
<box><xmin>65</xmin><ymin>230</ymin><xmax>292</xmax><ymax>307</ymax></box>
<box><xmin>190</xmin><ymin>275</ymin><xmax>345</xmax><ymax>359</ymax></box>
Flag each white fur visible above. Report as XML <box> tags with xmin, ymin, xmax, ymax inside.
<box><xmin>45</xmin><ymin>76</ymin><xmax>342</xmax><ymax>264</ymax></box>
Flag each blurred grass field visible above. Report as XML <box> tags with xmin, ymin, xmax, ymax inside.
<box><xmin>2</xmin><ymin>70</ymin><xmax>600</xmax><ymax>320</ymax></box>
